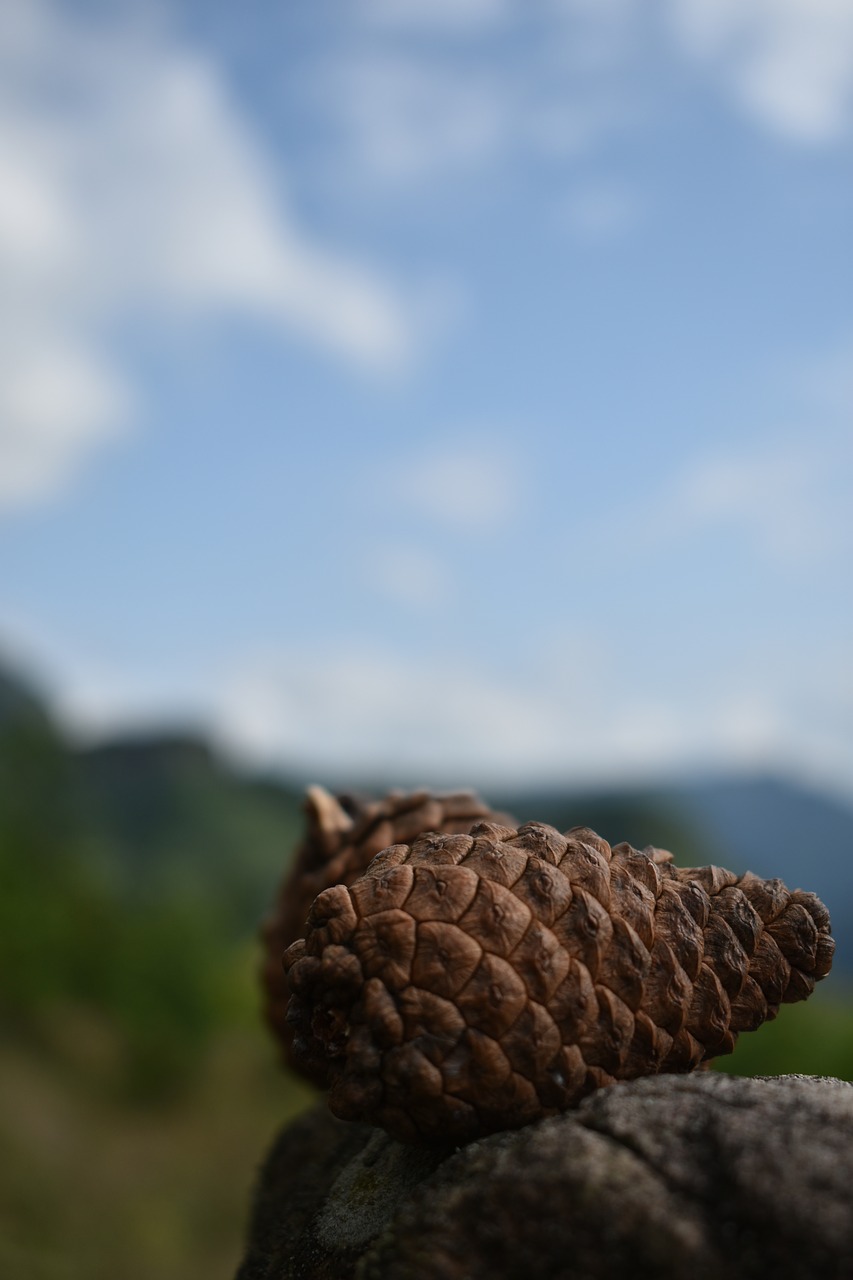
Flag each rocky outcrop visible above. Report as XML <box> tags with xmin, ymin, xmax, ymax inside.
<box><xmin>236</xmin><ymin>1072</ymin><xmax>853</xmax><ymax>1280</ymax></box>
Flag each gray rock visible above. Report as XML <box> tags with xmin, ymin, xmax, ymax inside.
<box><xmin>236</xmin><ymin>1073</ymin><xmax>853</xmax><ymax>1280</ymax></box>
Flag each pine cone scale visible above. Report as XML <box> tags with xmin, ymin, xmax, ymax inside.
<box><xmin>404</xmin><ymin>864</ymin><xmax>479</xmax><ymax>922</ymax></box>
<box><xmin>410</xmin><ymin>920</ymin><xmax>483</xmax><ymax>998</ymax></box>
<box><xmin>455</xmin><ymin>951</ymin><xmax>528</xmax><ymax>1037</ymax></box>
<box><xmin>458</xmin><ymin>877</ymin><xmax>532</xmax><ymax>955</ymax></box>
<box><xmin>702</xmin><ymin>915</ymin><xmax>749</xmax><ymax>997</ymax></box>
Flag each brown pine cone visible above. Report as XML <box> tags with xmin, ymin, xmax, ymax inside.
<box><xmin>283</xmin><ymin>820</ymin><xmax>834</xmax><ymax>1144</ymax></box>
<box><xmin>261</xmin><ymin>786</ymin><xmax>513</xmax><ymax>1075</ymax></box>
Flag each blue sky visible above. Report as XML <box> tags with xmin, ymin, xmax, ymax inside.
<box><xmin>1</xmin><ymin>0</ymin><xmax>852</xmax><ymax>792</ymax></box>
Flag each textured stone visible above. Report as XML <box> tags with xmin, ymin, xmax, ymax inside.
<box><xmin>236</xmin><ymin>1073</ymin><xmax>853</xmax><ymax>1280</ymax></box>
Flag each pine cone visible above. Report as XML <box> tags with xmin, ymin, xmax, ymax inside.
<box><xmin>262</xmin><ymin>786</ymin><xmax>513</xmax><ymax>1076</ymax></box>
<box><xmin>283</xmin><ymin>820</ymin><xmax>835</xmax><ymax>1144</ymax></box>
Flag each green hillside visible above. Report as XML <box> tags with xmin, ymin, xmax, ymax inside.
<box><xmin>0</xmin><ymin>664</ymin><xmax>312</xmax><ymax>1278</ymax></box>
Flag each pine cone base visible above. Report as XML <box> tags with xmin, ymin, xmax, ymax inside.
<box><xmin>262</xmin><ymin>788</ymin><xmax>512</xmax><ymax>1081</ymax></box>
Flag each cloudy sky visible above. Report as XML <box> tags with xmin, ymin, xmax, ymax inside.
<box><xmin>1</xmin><ymin>0</ymin><xmax>852</xmax><ymax>793</ymax></box>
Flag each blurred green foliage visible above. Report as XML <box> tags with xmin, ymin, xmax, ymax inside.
<box><xmin>0</xmin><ymin>667</ymin><xmax>312</xmax><ymax>1278</ymax></box>
<box><xmin>718</xmin><ymin>986</ymin><xmax>853</xmax><ymax>1081</ymax></box>
<box><xmin>0</xmin><ymin>666</ymin><xmax>303</xmax><ymax>1102</ymax></box>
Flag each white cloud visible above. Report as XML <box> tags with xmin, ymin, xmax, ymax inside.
<box><xmin>670</xmin><ymin>0</ymin><xmax>853</xmax><ymax>142</ymax></box>
<box><xmin>557</xmin><ymin>178</ymin><xmax>645</xmax><ymax>239</ymax></box>
<box><xmin>799</xmin><ymin>334</ymin><xmax>853</xmax><ymax>418</ymax></box>
<box><xmin>207</xmin><ymin>645</ymin><xmax>849</xmax><ymax>791</ymax></box>
<box><xmin>387</xmin><ymin>442</ymin><xmax>520</xmax><ymax>532</ymax></box>
<box><xmin>6</xmin><ymin>608</ymin><xmax>851</xmax><ymax>796</ymax></box>
<box><xmin>303</xmin><ymin>0</ymin><xmax>853</xmax><ymax>216</ymax></box>
<box><xmin>320</xmin><ymin>54</ymin><xmax>507</xmax><ymax>184</ymax></box>
<box><xmin>669</xmin><ymin>443</ymin><xmax>842</xmax><ymax>566</ymax></box>
<box><xmin>636</xmin><ymin>343</ymin><xmax>853</xmax><ymax>569</ymax></box>
<box><xmin>340</xmin><ymin>0</ymin><xmax>853</xmax><ymax>175</ymax></box>
<box><xmin>212</xmin><ymin>648</ymin><xmax>593</xmax><ymax>783</ymax></box>
<box><xmin>313</xmin><ymin>3</ymin><xmax>640</xmax><ymax>190</ymax></box>
<box><xmin>365</xmin><ymin>544</ymin><xmax>452</xmax><ymax>610</ymax></box>
<box><xmin>576</xmin><ymin>434</ymin><xmax>851</xmax><ymax>572</ymax></box>
<box><xmin>0</xmin><ymin>336</ymin><xmax>129</xmax><ymax>508</ymax></box>
<box><xmin>0</xmin><ymin>1</ymin><xmax>415</xmax><ymax>512</ymax></box>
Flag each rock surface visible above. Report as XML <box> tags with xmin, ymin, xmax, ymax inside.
<box><xmin>236</xmin><ymin>1073</ymin><xmax>853</xmax><ymax>1280</ymax></box>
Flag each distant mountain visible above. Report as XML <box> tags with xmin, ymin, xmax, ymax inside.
<box><xmin>0</xmin><ymin>659</ymin><xmax>304</xmax><ymax>933</ymax></box>
<box><xmin>1</xmin><ymin>657</ymin><xmax>849</xmax><ymax>970</ymax></box>
<box><xmin>497</xmin><ymin>786</ymin><xmax>718</xmax><ymax>865</ymax></box>
<box><xmin>74</xmin><ymin>733</ymin><xmax>305</xmax><ymax>928</ymax></box>
<box><xmin>0</xmin><ymin>660</ymin><xmax>81</xmax><ymax>859</ymax></box>
<box><xmin>0</xmin><ymin>664</ymin><xmax>49</xmax><ymax>733</ymax></box>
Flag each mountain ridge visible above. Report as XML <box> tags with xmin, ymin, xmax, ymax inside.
<box><xmin>1</xmin><ymin>660</ymin><xmax>849</xmax><ymax>970</ymax></box>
